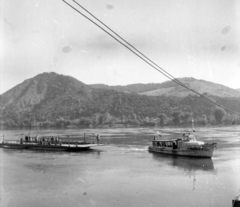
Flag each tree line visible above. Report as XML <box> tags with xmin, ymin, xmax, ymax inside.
<box><xmin>1</xmin><ymin>87</ymin><xmax>240</xmax><ymax>127</ymax></box>
<box><xmin>1</xmin><ymin>106</ymin><xmax>238</xmax><ymax>128</ymax></box>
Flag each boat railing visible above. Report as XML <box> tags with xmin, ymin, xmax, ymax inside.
<box><xmin>59</xmin><ymin>137</ymin><xmax>89</xmax><ymax>144</ymax></box>
<box><xmin>1</xmin><ymin>133</ymin><xmax>101</xmax><ymax>145</ymax></box>
<box><xmin>48</xmin><ymin>133</ymin><xmax>98</xmax><ymax>144</ymax></box>
<box><xmin>37</xmin><ymin>133</ymin><xmax>100</xmax><ymax>145</ymax></box>
<box><xmin>1</xmin><ymin>134</ymin><xmax>23</xmax><ymax>143</ymax></box>
<box><xmin>2</xmin><ymin>139</ymin><xmax>20</xmax><ymax>144</ymax></box>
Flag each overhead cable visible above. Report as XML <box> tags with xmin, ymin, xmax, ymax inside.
<box><xmin>63</xmin><ymin>0</ymin><xmax>238</xmax><ymax>115</ymax></box>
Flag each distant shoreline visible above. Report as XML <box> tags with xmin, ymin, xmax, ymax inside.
<box><xmin>0</xmin><ymin>123</ymin><xmax>238</xmax><ymax>130</ymax></box>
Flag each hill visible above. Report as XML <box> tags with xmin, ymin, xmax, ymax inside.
<box><xmin>0</xmin><ymin>72</ymin><xmax>90</xmax><ymax>111</ymax></box>
<box><xmin>1</xmin><ymin>73</ymin><xmax>240</xmax><ymax>127</ymax></box>
<box><xmin>91</xmin><ymin>78</ymin><xmax>240</xmax><ymax>98</ymax></box>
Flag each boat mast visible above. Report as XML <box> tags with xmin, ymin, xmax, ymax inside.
<box><xmin>192</xmin><ymin>118</ymin><xmax>195</xmax><ymax>132</ymax></box>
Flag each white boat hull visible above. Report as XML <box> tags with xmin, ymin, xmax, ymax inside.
<box><xmin>149</xmin><ymin>143</ymin><xmax>216</xmax><ymax>158</ymax></box>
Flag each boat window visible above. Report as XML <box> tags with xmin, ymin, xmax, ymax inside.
<box><xmin>166</xmin><ymin>142</ymin><xmax>172</xmax><ymax>147</ymax></box>
<box><xmin>159</xmin><ymin>142</ymin><xmax>162</xmax><ymax>147</ymax></box>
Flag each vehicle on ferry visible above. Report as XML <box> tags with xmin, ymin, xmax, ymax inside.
<box><xmin>149</xmin><ymin>132</ymin><xmax>217</xmax><ymax>158</ymax></box>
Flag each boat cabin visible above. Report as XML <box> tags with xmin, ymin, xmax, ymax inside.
<box><xmin>152</xmin><ymin>140</ymin><xmax>179</xmax><ymax>149</ymax></box>
<box><xmin>152</xmin><ymin>133</ymin><xmax>204</xmax><ymax>150</ymax></box>
<box><xmin>149</xmin><ymin>133</ymin><xmax>217</xmax><ymax>158</ymax></box>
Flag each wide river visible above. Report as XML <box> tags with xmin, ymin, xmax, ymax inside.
<box><xmin>0</xmin><ymin>126</ymin><xmax>240</xmax><ymax>207</ymax></box>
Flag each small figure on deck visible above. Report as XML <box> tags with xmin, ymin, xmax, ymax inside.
<box><xmin>188</xmin><ymin>133</ymin><xmax>196</xmax><ymax>141</ymax></box>
<box><xmin>51</xmin><ymin>136</ymin><xmax>54</xmax><ymax>144</ymax></box>
<box><xmin>173</xmin><ymin>141</ymin><xmax>177</xmax><ymax>149</ymax></box>
<box><xmin>35</xmin><ymin>135</ymin><xmax>39</xmax><ymax>143</ymax></box>
<box><xmin>96</xmin><ymin>134</ymin><xmax>101</xmax><ymax>144</ymax></box>
<box><xmin>182</xmin><ymin>133</ymin><xmax>187</xmax><ymax>140</ymax></box>
<box><xmin>182</xmin><ymin>133</ymin><xmax>196</xmax><ymax>141</ymax></box>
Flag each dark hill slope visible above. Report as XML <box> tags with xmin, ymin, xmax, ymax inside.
<box><xmin>32</xmin><ymin>89</ymin><xmax>216</xmax><ymax>121</ymax></box>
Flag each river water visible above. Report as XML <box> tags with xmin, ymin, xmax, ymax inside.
<box><xmin>0</xmin><ymin>126</ymin><xmax>240</xmax><ymax>207</ymax></box>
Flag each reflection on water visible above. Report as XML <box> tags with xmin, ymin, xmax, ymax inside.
<box><xmin>151</xmin><ymin>153</ymin><xmax>215</xmax><ymax>192</ymax></box>
<box><xmin>152</xmin><ymin>153</ymin><xmax>214</xmax><ymax>172</ymax></box>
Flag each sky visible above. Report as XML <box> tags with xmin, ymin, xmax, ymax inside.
<box><xmin>0</xmin><ymin>0</ymin><xmax>240</xmax><ymax>94</ymax></box>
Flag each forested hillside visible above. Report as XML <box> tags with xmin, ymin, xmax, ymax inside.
<box><xmin>1</xmin><ymin>73</ymin><xmax>240</xmax><ymax>127</ymax></box>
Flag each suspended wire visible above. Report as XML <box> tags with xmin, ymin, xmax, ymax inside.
<box><xmin>72</xmin><ymin>0</ymin><xmax>220</xmax><ymax>109</ymax></box>
<box><xmin>71</xmin><ymin>0</ymin><xmax>230</xmax><ymax>112</ymax></box>
<box><xmin>72</xmin><ymin>0</ymin><xmax>216</xmax><ymax>108</ymax></box>
<box><xmin>72</xmin><ymin>1</ymin><xmax>185</xmax><ymax>86</ymax></box>
<box><xmin>72</xmin><ymin>0</ymin><xmax>210</xmax><ymax>103</ymax></box>
<box><xmin>62</xmin><ymin>1</ymin><xmax>181</xmax><ymax>85</ymax></box>
<box><xmin>63</xmin><ymin>0</ymin><xmax>238</xmax><ymax>115</ymax></box>
<box><xmin>64</xmin><ymin>0</ymin><xmax>237</xmax><ymax>114</ymax></box>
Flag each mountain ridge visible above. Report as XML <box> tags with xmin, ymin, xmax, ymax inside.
<box><xmin>1</xmin><ymin>72</ymin><xmax>240</xmax><ymax>127</ymax></box>
<box><xmin>2</xmin><ymin>73</ymin><xmax>240</xmax><ymax>98</ymax></box>
<box><xmin>90</xmin><ymin>77</ymin><xmax>240</xmax><ymax>98</ymax></box>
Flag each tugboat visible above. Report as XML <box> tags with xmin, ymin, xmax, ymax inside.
<box><xmin>0</xmin><ymin>133</ymin><xmax>103</xmax><ymax>151</ymax></box>
<box><xmin>149</xmin><ymin>132</ymin><xmax>217</xmax><ymax>158</ymax></box>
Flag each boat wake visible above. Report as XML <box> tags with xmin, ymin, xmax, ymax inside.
<box><xmin>116</xmin><ymin>145</ymin><xmax>148</xmax><ymax>152</ymax></box>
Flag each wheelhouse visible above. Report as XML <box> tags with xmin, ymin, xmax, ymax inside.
<box><xmin>152</xmin><ymin>140</ymin><xmax>174</xmax><ymax>147</ymax></box>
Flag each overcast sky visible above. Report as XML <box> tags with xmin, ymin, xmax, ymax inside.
<box><xmin>1</xmin><ymin>0</ymin><xmax>240</xmax><ymax>94</ymax></box>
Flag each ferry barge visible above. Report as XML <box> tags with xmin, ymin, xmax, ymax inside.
<box><xmin>149</xmin><ymin>133</ymin><xmax>217</xmax><ymax>158</ymax></box>
<box><xmin>0</xmin><ymin>133</ymin><xmax>103</xmax><ymax>151</ymax></box>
